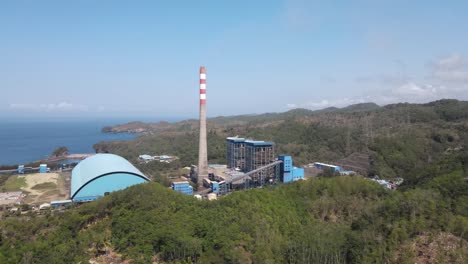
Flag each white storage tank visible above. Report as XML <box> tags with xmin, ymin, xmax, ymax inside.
<box><xmin>207</xmin><ymin>193</ymin><xmax>217</xmax><ymax>201</ymax></box>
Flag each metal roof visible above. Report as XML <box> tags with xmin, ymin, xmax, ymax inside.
<box><xmin>71</xmin><ymin>154</ymin><xmax>148</xmax><ymax>198</ymax></box>
<box><xmin>313</xmin><ymin>162</ymin><xmax>340</xmax><ymax>168</ymax></box>
<box><xmin>226</xmin><ymin>137</ymin><xmax>246</xmax><ymax>142</ymax></box>
<box><xmin>172</xmin><ymin>181</ymin><xmax>190</xmax><ymax>185</ymax></box>
<box><xmin>245</xmin><ymin>140</ymin><xmax>273</xmax><ymax>146</ymax></box>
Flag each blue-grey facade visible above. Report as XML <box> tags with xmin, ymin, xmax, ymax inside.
<box><xmin>71</xmin><ymin>154</ymin><xmax>149</xmax><ymax>202</ymax></box>
<box><xmin>211</xmin><ymin>181</ymin><xmax>220</xmax><ymax>194</ymax></box>
<box><xmin>278</xmin><ymin>155</ymin><xmax>292</xmax><ymax>173</ymax></box>
<box><xmin>245</xmin><ymin>140</ymin><xmax>275</xmax><ymax>172</ymax></box>
<box><xmin>279</xmin><ymin>155</ymin><xmax>294</xmax><ymax>183</ymax></box>
<box><xmin>39</xmin><ymin>164</ymin><xmax>47</xmax><ymax>173</ymax></box>
<box><xmin>226</xmin><ymin>137</ymin><xmax>246</xmax><ymax>171</ymax></box>
<box><xmin>292</xmin><ymin>167</ymin><xmax>304</xmax><ymax>181</ymax></box>
<box><xmin>283</xmin><ymin>171</ymin><xmax>293</xmax><ymax>183</ymax></box>
<box><xmin>171</xmin><ymin>181</ymin><xmax>193</xmax><ymax>195</ymax></box>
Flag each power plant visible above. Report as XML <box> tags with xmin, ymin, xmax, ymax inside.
<box><xmin>197</xmin><ymin>66</ymin><xmax>208</xmax><ymax>188</ymax></box>
<box><xmin>181</xmin><ymin>66</ymin><xmax>305</xmax><ymax>197</ymax></box>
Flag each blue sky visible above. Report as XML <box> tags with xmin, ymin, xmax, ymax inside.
<box><xmin>1</xmin><ymin>0</ymin><xmax>468</xmax><ymax>119</ymax></box>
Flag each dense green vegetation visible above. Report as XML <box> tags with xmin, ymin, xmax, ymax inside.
<box><xmin>95</xmin><ymin>99</ymin><xmax>468</xmax><ymax>184</ymax></box>
<box><xmin>0</xmin><ymin>99</ymin><xmax>467</xmax><ymax>263</ymax></box>
<box><xmin>49</xmin><ymin>146</ymin><xmax>69</xmax><ymax>159</ymax></box>
<box><xmin>0</xmin><ymin>165</ymin><xmax>466</xmax><ymax>263</ymax></box>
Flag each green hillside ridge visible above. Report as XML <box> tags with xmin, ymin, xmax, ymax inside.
<box><xmin>1</xmin><ymin>99</ymin><xmax>467</xmax><ymax>263</ymax></box>
<box><xmin>95</xmin><ymin>99</ymin><xmax>468</xmax><ymax>186</ymax></box>
<box><xmin>0</xmin><ymin>164</ymin><xmax>466</xmax><ymax>263</ymax></box>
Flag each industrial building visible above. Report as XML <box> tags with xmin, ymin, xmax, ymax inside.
<box><xmin>313</xmin><ymin>162</ymin><xmax>341</xmax><ymax>172</ymax></box>
<box><xmin>292</xmin><ymin>167</ymin><xmax>304</xmax><ymax>181</ymax></box>
<box><xmin>245</xmin><ymin>140</ymin><xmax>275</xmax><ymax>172</ymax></box>
<box><xmin>189</xmin><ymin>136</ymin><xmax>305</xmax><ymax>197</ymax></box>
<box><xmin>171</xmin><ymin>181</ymin><xmax>193</xmax><ymax>195</ymax></box>
<box><xmin>226</xmin><ymin>137</ymin><xmax>246</xmax><ymax>171</ymax></box>
<box><xmin>51</xmin><ymin>200</ymin><xmax>72</xmax><ymax>208</ymax></box>
<box><xmin>224</xmin><ymin>137</ymin><xmax>284</xmax><ymax>189</ymax></box>
<box><xmin>191</xmin><ymin>66</ymin><xmax>304</xmax><ymax>197</ymax></box>
<box><xmin>70</xmin><ymin>154</ymin><xmax>150</xmax><ymax>202</ymax></box>
<box><xmin>278</xmin><ymin>155</ymin><xmax>292</xmax><ymax>173</ymax></box>
<box><xmin>139</xmin><ymin>154</ymin><xmax>154</xmax><ymax>162</ymax></box>
<box><xmin>39</xmin><ymin>164</ymin><xmax>48</xmax><ymax>173</ymax></box>
<box><xmin>278</xmin><ymin>155</ymin><xmax>304</xmax><ymax>183</ymax></box>
<box><xmin>279</xmin><ymin>155</ymin><xmax>292</xmax><ymax>182</ymax></box>
<box><xmin>139</xmin><ymin>154</ymin><xmax>176</xmax><ymax>163</ymax></box>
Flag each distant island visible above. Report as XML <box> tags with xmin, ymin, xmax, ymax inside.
<box><xmin>102</xmin><ymin>121</ymin><xmax>175</xmax><ymax>134</ymax></box>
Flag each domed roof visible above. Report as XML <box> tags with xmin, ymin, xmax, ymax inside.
<box><xmin>71</xmin><ymin>153</ymin><xmax>149</xmax><ymax>199</ymax></box>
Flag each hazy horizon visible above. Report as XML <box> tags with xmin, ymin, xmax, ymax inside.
<box><xmin>2</xmin><ymin>1</ymin><xmax>468</xmax><ymax>118</ymax></box>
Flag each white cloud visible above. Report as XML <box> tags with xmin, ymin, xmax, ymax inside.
<box><xmin>9</xmin><ymin>103</ymin><xmax>36</xmax><ymax>110</ymax></box>
<box><xmin>391</xmin><ymin>82</ymin><xmax>438</xmax><ymax>98</ymax></box>
<box><xmin>307</xmin><ymin>99</ymin><xmax>330</xmax><ymax>108</ymax></box>
<box><xmin>432</xmin><ymin>70</ymin><xmax>468</xmax><ymax>82</ymax></box>
<box><xmin>288</xmin><ymin>54</ymin><xmax>468</xmax><ymax>111</ymax></box>
<box><xmin>300</xmin><ymin>98</ymin><xmax>368</xmax><ymax>110</ymax></box>
<box><xmin>292</xmin><ymin>81</ymin><xmax>445</xmax><ymax>111</ymax></box>
<box><xmin>9</xmin><ymin>102</ymin><xmax>89</xmax><ymax>112</ymax></box>
<box><xmin>434</xmin><ymin>54</ymin><xmax>465</xmax><ymax>70</ymax></box>
<box><xmin>286</xmin><ymin>103</ymin><xmax>297</xmax><ymax>108</ymax></box>
<box><xmin>430</xmin><ymin>54</ymin><xmax>468</xmax><ymax>82</ymax></box>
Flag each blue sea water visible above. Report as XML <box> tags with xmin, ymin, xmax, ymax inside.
<box><xmin>0</xmin><ymin>118</ymin><xmax>142</xmax><ymax>166</ymax></box>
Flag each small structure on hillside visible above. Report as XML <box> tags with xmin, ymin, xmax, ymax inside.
<box><xmin>171</xmin><ymin>181</ymin><xmax>193</xmax><ymax>195</ymax></box>
<box><xmin>207</xmin><ymin>193</ymin><xmax>217</xmax><ymax>201</ymax></box>
<box><xmin>292</xmin><ymin>167</ymin><xmax>304</xmax><ymax>181</ymax></box>
<box><xmin>39</xmin><ymin>203</ymin><xmax>51</xmax><ymax>210</ymax></box>
<box><xmin>138</xmin><ymin>154</ymin><xmax>177</xmax><ymax>163</ymax></box>
<box><xmin>313</xmin><ymin>162</ymin><xmax>341</xmax><ymax>172</ymax></box>
<box><xmin>39</xmin><ymin>164</ymin><xmax>48</xmax><ymax>173</ymax></box>
<box><xmin>51</xmin><ymin>200</ymin><xmax>73</xmax><ymax>208</ymax></box>
<box><xmin>138</xmin><ymin>154</ymin><xmax>154</xmax><ymax>162</ymax></box>
<box><xmin>370</xmin><ymin>177</ymin><xmax>404</xmax><ymax>190</ymax></box>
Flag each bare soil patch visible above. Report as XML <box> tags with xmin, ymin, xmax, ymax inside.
<box><xmin>18</xmin><ymin>173</ymin><xmax>68</xmax><ymax>204</ymax></box>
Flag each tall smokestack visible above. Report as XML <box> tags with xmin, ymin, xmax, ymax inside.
<box><xmin>197</xmin><ymin>66</ymin><xmax>208</xmax><ymax>187</ymax></box>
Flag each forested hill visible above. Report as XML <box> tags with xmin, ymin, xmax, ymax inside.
<box><xmin>102</xmin><ymin>99</ymin><xmax>467</xmax><ymax>133</ymax></box>
<box><xmin>1</xmin><ymin>175</ymin><xmax>466</xmax><ymax>263</ymax></box>
<box><xmin>0</xmin><ymin>99</ymin><xmax>467</xmax><ymax>263</ymax></box>
<box><xmin>95</xmin><ymin>99</ymin><xmax>468</xmax><ymax>187</ymax></box>
<box><xmin>102</xmin><ymin>102</ymin><xmax>382</xmax><ymax>133</ymax></box>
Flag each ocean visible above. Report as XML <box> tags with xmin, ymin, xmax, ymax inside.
<box><xmin>0</xmin><ymin>118</ymin><xmax>141</xmax><ymax>166</ymax></box>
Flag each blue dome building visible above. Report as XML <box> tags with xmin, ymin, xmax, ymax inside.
<box><xmin>71</xmin><ymin>154</ymin><xmax>149</xmax><ymax>202</ymax></box>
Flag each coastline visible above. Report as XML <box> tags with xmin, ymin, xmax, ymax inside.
<box><xmin>0</xmin><ymin>120</ymin><xmax>139</xmax><ymax>167</ymax></box>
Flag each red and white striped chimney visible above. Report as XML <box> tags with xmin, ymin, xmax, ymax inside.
<box><xmin>200</xmin><ymin>67</ymin><xmax>206</xmax><ymax>105</ymax></box>
<box><xmin>197</xmin><ymin>66</ymin><xmax>208</xmax><ymax>187</ymax></box>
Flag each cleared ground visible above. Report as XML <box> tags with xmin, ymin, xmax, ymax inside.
<box><xmin>0</xmin><ymin>173</ymin><xmax>70</xmax><ymax>205</ymax></box>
